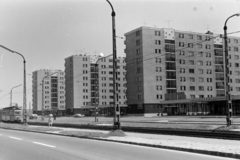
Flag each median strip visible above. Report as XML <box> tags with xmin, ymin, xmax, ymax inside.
<box><xmin>33</xmin><ymin>142</ymin><xmax>56</xmax><ymax>148</ymax></box>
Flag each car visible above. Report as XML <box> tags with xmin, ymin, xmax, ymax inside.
<box><xmin>73</xmin><ymin>114</ymin><xmax>83</xmax><ymax>118</ymax></box>
<box><xmin>29</xmin><ymin>114</ymin><xmax>38</xmax><ymax>119</ymax></box>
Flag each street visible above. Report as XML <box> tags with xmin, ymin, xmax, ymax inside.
<box><xmin>0</xmin><ymin>128</ymin><xmax>235</xmax><ymax>160</ymax></box>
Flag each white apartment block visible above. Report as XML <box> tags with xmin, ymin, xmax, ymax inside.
<box><xmin>64</xmin><ymin>54</ymin><xmax>127</xmax><ymax>115</ymax></box>
<box><xmin>32</xmin><ymin>69</ymin><xmax>66</xmax><ymax>116</ymax></box>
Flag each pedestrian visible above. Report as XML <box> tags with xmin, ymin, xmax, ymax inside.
<box><xmin>53</xmin><ymin>113</ymin><xmax>57</xmax><ymax>120</ymax></box>
<box><xmin>48</xmin><ymin>113</ymin><xmax>53</xmax><ymax>127</ymax></box>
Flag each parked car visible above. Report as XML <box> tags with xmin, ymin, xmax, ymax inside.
<box><xmin>73</xmin><ymin>114</ymin><xmax>83</xmax><ymax>118</ymax></box>
<box><xmin>29</xmin><ymin>114</ymin><xmax>38</xmax><ymax>119</ymax></box>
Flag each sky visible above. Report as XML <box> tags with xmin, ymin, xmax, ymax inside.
<box><xmin>0</xmin><ymin>0</ymin><xmax>239</xmax><ymax>108</ymax></box>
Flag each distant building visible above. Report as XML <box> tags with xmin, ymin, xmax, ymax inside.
<box><xmin>124</xmin><ymin>26</ymin><xmax>240</xmax><ymax>116</ymax></box>
<box><xmin>64</xmin><ymin>54</ymin><xmax>127</xmax><ymax>115</ymax></box>
<box><xmin>32</xmin><ymin>69</ymin><xmax>66</xmax><ymax>116</ymax></box>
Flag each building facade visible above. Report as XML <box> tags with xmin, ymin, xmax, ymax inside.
<box><xmin>124</xmin><ymin>26</ymin><xmax>240</xmax><ymax>116</ymax></box>
<box><xmin>64</xmin><ymin>54</ymin><xmax>127</xmax><ymax>115</ymax></box>
<box><xmin>32</xmin><ymin>69</ymin><xmax>66</xmax><ymax>116</ymax></box>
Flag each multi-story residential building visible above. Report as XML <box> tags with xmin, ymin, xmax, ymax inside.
<box><xmin>64</xmin><ymin>54</ymin><xmax>127</xmax><ymax>115</ymax></box>
<box><xmin>32</xmin><ymin>69</ymin><xmax>66</xmax><ymax>116</ymax></box>
<box><xmin>124</xmin><ymin>26</ymin><xmax>240</xmax><ymax>116</ymax></box>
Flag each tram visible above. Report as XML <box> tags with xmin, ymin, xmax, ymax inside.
<box><xmin>0</xmin><ymin>106</ymin><xmax>22</xmax><ymax>122</ymax></box>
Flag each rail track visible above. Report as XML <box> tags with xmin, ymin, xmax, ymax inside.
<box><xmin>28</xmin><ymin>122</ymin><xmax>240</xmax><ymax>140</ymax></box>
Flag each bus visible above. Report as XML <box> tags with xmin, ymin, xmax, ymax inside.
<box><xmin>0</xmin><ymin>106</ymin><xmax>22</xmax><ymax>122</ymax></box>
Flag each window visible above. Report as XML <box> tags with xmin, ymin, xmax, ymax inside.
<box><xmin>229</xmin><ymin>47</ymin><xmax>231</xmax><ymax>51</ymax></box>
<box><xmin>236</xmin><ymin>87</ymin><xmax>240</xmax><ymax>92</ymax></box>
<box><xmin>189</xmin><ymin>69</ymin><xmax>194</xmax><ymax>73</ymax></box>
<box><xmin>137</xmin><ymin>95</ymin><xmax>142</xmax><ymax>100</ymax></box>
<box><xmin>235</xmin><ymin>71</ymin><xmax>240</xmax><ymax>76</ymax></box>
<box><xmin>180</xmin><ymin>86</ymin><xmax>186</xmax><ymax>91</ymax></box>
<box><xmin>136</xmin><ymin>49</ymin><xmax>141</xmax><ymax>55</ymax></box>
<box><xmin>236</xmin><ymin>79</ymin><xmax>240</xmax><ymax>83</ymax></box>
<box><xmin>180</xmin><ymin>77</ymin><xmax>186</xmax><ymax>82</ymax></box>
<box><xmin>180</xmin><ymin>68</ymin><xmax>185</xmax><ymax>73</ymax></box>
<box><xmin>83</xmin><ymin>64</ymin><xmax>88</xmax><ymax>67</ymax></box>
<box><xmin>198</xmin><ymin>61</ymin><xmax>203</xmax><ymax>66</ymax></box>
<box><xmin>190</xmin><ymin>86</ymin><xmax>195</xmax><ymax>91</ymax></box>
<box><xmin>188</xmin><ymin>43</ymin><xmax>193</xmax><ymax>48</ymax></box>
<box><xmin>199</xmin><ymin>86</ymin><xmax>204</xmax><ymax>91</ymax></box>
<box><xmin>234</xmin><ymin>39</ymin><xmax>238</xmax><ymax>44</ymax></box>
<box><xmin>207</xmin><ymin>86</ymin><xmax>213</xmax><ymax>91</ymax></box>
<box><xmin>197</xmin><ymin>35</ymin><xmax>202</xmax><ymax>40</ymax></box>
<box><xmin>155</xmin><ymin>31</ymin><xmax>161</xmax><ymax>36</ymax></box>
<box><xmin>207</xmin><ymin>78</ymin><xmax>212</xmax><ymax>82</ymax></box>
<box><xmin>136</xmin><ymin>40</ymin><xmax>141</xmax><ymax>46</ymax></box>
<box><xmin>189</xmin><ymin>60</ymin><xmax>194</xmax><ymax>65</ymax></box>
<box><xmin>235</xmin><ymin>63</ymin><xmax>239</xmax><ymax>68</ymax></box>
<box><xmin>179</xmin><ymin>59</ymin><xmax>185</xmax><ymax>64</ymax></box>
<box><xmin>206</xmin><ymin>53</ymin><xmax>211</xmax><ymax>57</ymax></box>
<box><xmin>205</xmin><ymin>36</ymin><xmax>210</xmax><ymax>41</ymax></box>
<box><xmin>234</xmin><ymin>47</ymin><xmax>239</xmax><ymax>52</ymax></box>
<box><xmin>197</xmin><ymin>52</ymin><xmax>203</xmax><ymax>57</ymax></box>
<box><xmin>156</xmin><ymin>94</ymin><xmax>162</xmax><ymax>99</ymax></box>
<box><xmin>190</xmin><ymin>77</ymin><xmax>195</xmax><ymax>82</ymax></box>
<box><xmin>137</xmin><ymin>86</ymin><xmax>142</xmax><ymax>91</ymax></box>
<box><xmin>188</xmin><ymin>51</ymin><xmax>194</xmax><ymax>56</ymax></box>
<box><xmin>156</xmin><ymin>85</ymin><xmax>162</xmax><ymax>90</ymax></box>
<box><xmin>179</xmin><ymin>51</ymin><xmax>185</xmax><ymax>56</ymax></box>
<box><xmin>156</xmin><ymin>67</ymin><xmax>161</xmax><ymax>72</ymax></box>
<box><xmin>197</xmin><ymin>44</ymin><xmax>202</xmax><ymax>49</ymax></box>
<box><xmin>137</xmin><ymin>67</ymin><xmax>141</xmax><ymax>73</ymax></box>
<box><xmin>156</xmin><ymin>76</ymin><xmax>162</xmax><ymax>81</ymax></box>
<box><xmin>206</xmin><ymin>44</ymin><xmax>211</xmax><ymax>49</ymax></box>
<box><xmin>199</xmin><ymin>77</ymin><xmax>204</xmax><ymax>82</ymax></box>
<box><xmin>190</xmin><ymin>95</ymin><xmax>195</xmax><ymax>99</ymax></box>
<box><xmin>188</xmin><ymin>34</ymin><xmax>193</xmax><ymax>39</ymax></box>
<box><xmin>136</xmin><ymin>30</ymin><xmax>140</xmax><ymax>36</ymax></box>
<box><xmin>179</xmin><ymin>33</ymin><xmax>184</xmax><ymax>38</ymax></box>
<box><xmin>179</xmin><ymin>42</ymin><xmax>184</xmax><ymax>47</ymax></box>
<box><xmin>83</xmin><ymin>57</ymin><xmax>88</xmax><ymax>61</ymax></box>
<box><xmin>155</xmin><ymin>49</ymin><xmax>161</xmax><ymax>54</ymax></box>
<box><xmin>206</xmin><ymin>61</ymin><xmax>211</xmax><ymax>66</ymax></box>
<box><xmin>155</xmin><ymin>58</ymin><xmax>161</xmax><ymax>63</ymax></box>
<box><xmin>198</xmin><ymin>69</ymin><xmax>203</xmax><ymax>74</ymax></box>
<box><xmin>155</xmin><ymin>40</ymin><xmax>161</xmax><ymax>45</ymax></box>
<box><xmin>235</xmin><ymin>55</ymin><xmax>239</xmax><ymax>60</ymax></box>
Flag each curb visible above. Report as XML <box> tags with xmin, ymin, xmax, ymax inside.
<box><xmin>1</xmin><ymin>127</ymin><xmax>240</xmax><ymax>159</ymax></box>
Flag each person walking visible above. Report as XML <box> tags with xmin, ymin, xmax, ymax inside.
<box><xmin>48</xmin><ymin>113</ymin><xmax>53</xmax><ymax>127</ymax></box>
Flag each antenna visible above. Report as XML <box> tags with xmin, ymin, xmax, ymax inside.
<box><xmin>165</xmin><ymin>20</ymin><xmax>172</xmax><ymax>28</ymax></box>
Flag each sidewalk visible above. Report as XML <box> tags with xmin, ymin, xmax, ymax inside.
<box><xmin>31</xmin><ymin>126</ymin><xmax>240</xmax><ymax>159</ymax></box>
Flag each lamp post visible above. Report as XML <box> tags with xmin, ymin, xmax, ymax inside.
<box><xmin>41</xmin><ymin>72</ymin><xmax>58</xmax><ymax>118</ymax></box>
<box><xmin>10</xmin><ymin>84</ymin><xmax>22</xmax><ymax>106</ymax></box>
<box><xmin>224</xmin><ymin>13</ymin><xmax>240</xmax><ymax>126</ymax></box>
<box><xmin>106</xmin><ymin>0</ymin><xmax>121</xmax><ymax>130</ymax></box>
<box><xmin>0</xmin><ymin>45</ymin><xmax>27</xmax><ymax>125</ymax></box>
<box><xmin>94</xmin><ymin>54</ymin><xmax>113</xmax><ymax>122</ymax></box>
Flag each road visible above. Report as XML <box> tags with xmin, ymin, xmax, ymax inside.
<box><xmin>0</xmin><ymin>128</ymin><xmax>235</xmax><ymax>160</ymax></box>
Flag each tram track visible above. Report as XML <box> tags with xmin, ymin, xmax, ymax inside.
<box><xmin>28</xmin><ymin>122</ymin><xmax>240</xmax><ymax>140</ymax></box>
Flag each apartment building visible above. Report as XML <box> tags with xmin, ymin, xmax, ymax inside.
<box><xmin>32</xmin><ymin>69</ymin><xmax>66</xmax><ymax>116</ymax></box>
<box><xmin>64</xmin><ymin>54</ymin><xmax>127</xmax><ymax>115</ymax></box>
<box><xmin>124</xmin><ymin>26</ymin><xmax>240</xmax><ymax>116</ymax></box>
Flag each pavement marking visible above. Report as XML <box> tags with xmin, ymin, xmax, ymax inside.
<box><xmin>33</xmin><ymin>142</ymin><xmax>56</xmax><ymax>148</ymax></box>
<box><xmin>9</xmin><ymin>136</ymin><xmax>22</xmax><ymax>140</ymax></box>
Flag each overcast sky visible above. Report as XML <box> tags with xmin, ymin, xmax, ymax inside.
<box><xmin>0</xmin><ymin>0</ymin><xmax>239</xmax><ymax>108</ymax></box>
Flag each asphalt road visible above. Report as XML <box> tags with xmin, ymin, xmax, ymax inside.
<box><xmin>0</xmin><ymin>128</ymin><xmax>235</xmax><ymax>160</ymax></box>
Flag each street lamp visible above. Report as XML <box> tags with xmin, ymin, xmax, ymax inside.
<box><xmin>224</xmin><ymin>13</ymin><xmax>240</xmax><ymax>126</ymax></box>
<box><xmin>94</xmin><ymin>54</ymin><xmax>113</xmax><ymax>122</ymax></box>
<box><xmin>106</xmin><ymin>0</ymin><xmax>121</xmax><ymax>130</ymax></box>
<box><xmin>41</xmin><ymin>72</ymin><xmax>58</xmax><ymax>118</ymax></box>
<box><xmin>10</xmin><ymin>84</ymin><xmax>22</xmax><ymax>106</ymax></box>
<box><xmin>0</xmin><ymin>45</ymin><xmax>27</xmax><ymax>125</ymax></box>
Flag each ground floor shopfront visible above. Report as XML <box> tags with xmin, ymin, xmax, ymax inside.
<box><xmin>160</xmin><ymin>97</ymin><xmax>240</xmax><ymax>116</ymax></box>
